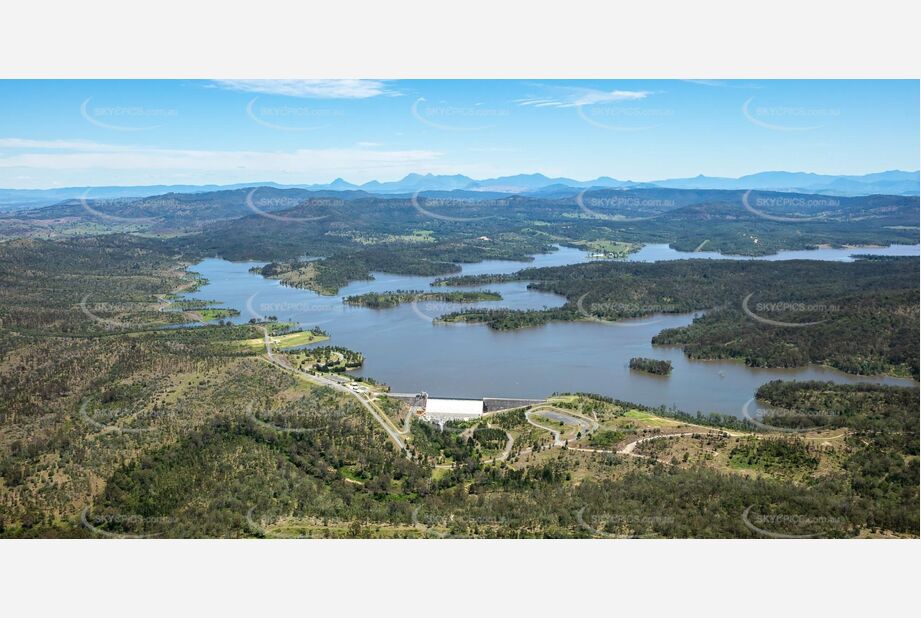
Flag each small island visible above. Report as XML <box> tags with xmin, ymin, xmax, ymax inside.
<box><xmin>629</xmin><ymin>357</ymin><xmax>672</xmax><ymax>376</ymax></box>
<box><xmin>576</xmin><ymin>240</ymin><xmax>642</xmax><ymax>259</ymax></box>
<box><xmin>343</xmin><ymin>289</ymin><xmax>501</xmax><ymax>309</ymax></box>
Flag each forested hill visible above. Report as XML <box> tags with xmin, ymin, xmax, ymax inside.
<box><xmin>176</xmin><ymin>188</ymin><xmax>919</xmax><ymax>257</ymax></box>
<box><xmin>143</xmin><ymin>187</ymin><xmax>916</xmax><ymax>294</ymax></box>
<box><xmin>439</xmin><ymin>257</ymin><xmax>920</xmax><ymax>378</ymax></box>
<box><xmin>4</xmin><ymin>185</ymin><xmax>918</xmax><ymax>259</ymax></box>
<box><xmin>0</xmin><ymin>209</ymin><xmax>917</xmax><ymax>539</ymax></box>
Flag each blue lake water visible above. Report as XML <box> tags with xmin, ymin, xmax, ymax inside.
<box><xmin>183</xmin><ymin>243</ymin><xmax>919</xmax><ymax>417</ymax></box>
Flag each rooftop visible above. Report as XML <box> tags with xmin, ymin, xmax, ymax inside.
<box><xmin>425</xmin><ymin>398</ymin><xmax>484</xmax><ymax>418</ymax></box>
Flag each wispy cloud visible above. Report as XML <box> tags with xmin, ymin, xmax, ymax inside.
<box><xmin>211</xmin><ymin>79</ymin><xmax>396</xmax><ymax>99</ymax></box>
<box><xmin>682</xmin><ymin>79</ymin><xmax>762</xmax><ymax>89</ymax></box>
<box><xmin>0</xmin><ymin>138</ymin><xmax>134</xmax><ymax>151</ymax></box>
<box><xmin>682</xmin><ymin>79</ymin><xmax>727</xmax><ymax>87</ymax></box>
<box><xmin>516</xmin><ymin>86</ymin><xmax>650</xmax><ymax>108</ymax></box>
<box><xmin>0</xmin><ymin>138</ymin><xmax>443</xmax><ymax>187</ymax></box>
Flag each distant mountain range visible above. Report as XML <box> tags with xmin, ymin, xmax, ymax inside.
<box><xmin>295</xmin><ymin>170</ymin><xmax>920</xmax><ymax>196</ymax></box>
<box><xmin>645</xmin><ymin>170</ymin><xmax>920</xmax><ymax>195</ymax></box>
<box><xmin>1</xmin><ymin>170</ymin><xmax>917</xmax><ymax>211</ymax></box>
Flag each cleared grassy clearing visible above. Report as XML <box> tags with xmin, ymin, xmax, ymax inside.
<box><xmin>241</xmin><ymin>329</ymin><xmax>329</xmax><ymax>350</ymax></box>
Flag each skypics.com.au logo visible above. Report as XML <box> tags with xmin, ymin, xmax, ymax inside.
<box><xmin>741</xmin><ymin>190</ymin><xmax>839</xmax><ymax>223</ymax></box>
<box><xmin>575</xmin><ymin>295</ymin><xmax>678</xmax><ymax>327</ymax></box>
<box><xmin>411</xmin><ymin>98</ymin><xmax>510</xmax><ymax>131</ymax></box>
<box><xmin>742</xmin><ymin>293</ymin><xmax>839</xmax><ymax>328</ymax></box>
<box><xmin>575</xmin><ymin>190</ymin><xmax>674</xmax><ymax>221</ymax></box>
<box><xmin>244</xmin><ymin>188</ymin><xmax>337</xmax><ymax>223</ymax></box>
<box><xmin>410</xmin><ymin>191</ymin><xmax>504</xmax><ymax>222</ymax></box>
<box><xmin>246</xmin><ymin>98</ymin><xmax>344</xmax><ymax>131</ymax></box>
<box><xmin>80</xmin><ymin>98</ymin><xmax>178</xmax><ymax>132</ymax></box>
<box><xmin>741</xmin><ymin>505</ymin><xmax>849</xmax><ymax>538</ymax></box>
<box><xmin>742</xmin><ymin>97</ymin><xmax>840</xmax><ymax>132</ymax></box>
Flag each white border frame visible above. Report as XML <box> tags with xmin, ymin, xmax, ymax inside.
<box><xmin>1</xmin><ymin>1</ymin><xmax>919</xmax><ymax>616</ymax></box>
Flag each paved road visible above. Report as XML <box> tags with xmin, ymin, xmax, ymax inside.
<box><xmin>402</xmin><ymin>394</ymin><xmax>425</xmax><ymax>435</ymax></box>
<box><xmin>260</xmin><ymin>326</ymin><xmax>408</xmax><ymax>453</ymax></box>
<box><xmin>525</xmin><ymin>405</ymin><xmax>597</xmax><ymax>446</ymax></box>
<box><xmin>486</xmin><ymin>429</ymin><xmax>515</xmax><ymax>463</ymax></box>
<box><xmin>522</xmin><ymin>404</ymin><xmax>734</xmax><ymax>465</ymax></box>
<box><xmin>525</xmin><ymin>410</ymin><xmax>562</xmax><ymax>445</ymax></box>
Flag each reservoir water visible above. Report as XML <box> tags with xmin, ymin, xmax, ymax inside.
<box><xmin>183</xmin><ymin>243</ymin><xmax>919</xmax><ymax>417</ymax></box>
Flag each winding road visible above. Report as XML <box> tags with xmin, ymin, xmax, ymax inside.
<box><xmin>260</xmin><ymin>329</ymin><xmax>836</xmax><ymax>469</ymax></box>
<box><xmin>522</xmin><ymin>406</ymin><xmax>735</xmax><ymax>465</ymax></box>
<box><xmin>259</xmin><ymin>326</ymin><xmax>408</xmax><ymax>453</ymax></box>
<box><xmin>482</xmin><ymin>425</ymin><xmax>515</xmax><ymax>463</ymax></box>
<box><xmin>525</xmin><ymin>405</ymin><xmax>598</xmax><ymax>446</ymax></box>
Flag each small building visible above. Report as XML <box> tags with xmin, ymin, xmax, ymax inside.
<box><xmin>424</xmin><ymin>397</ymin><xmax>484</xmax><ymax>421</ymax></box>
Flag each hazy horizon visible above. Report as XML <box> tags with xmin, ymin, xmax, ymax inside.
<box><xmin>2</xmin><ymin>167</ymin><xmax>921</xmax><ymax>193</ymax></box>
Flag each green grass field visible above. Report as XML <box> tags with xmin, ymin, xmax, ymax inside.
<box><xmin>242</xmin><ymin>329</ymin><xmax>329</xmax><ymax>350</ymax></box>
<box><xmin>196</xmin><ymin>308</ymin><xmax>240</xmax><ymax>321</ymax></box>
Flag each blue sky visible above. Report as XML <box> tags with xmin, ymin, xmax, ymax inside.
<box><xmin>0</xmin><ymin>79</ymin><xmax>916</xmax><ymax>188</ymax></box>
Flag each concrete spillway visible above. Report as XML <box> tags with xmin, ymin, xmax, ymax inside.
<box><xmin>483</xmin><ymin>397</ymin><xmax>545</xmax><ymax>412</ymax></box>
<box><xmin>383</xmin><ymin>393</ymin><xmax>545</xmax><ymax>418</ymax></box>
